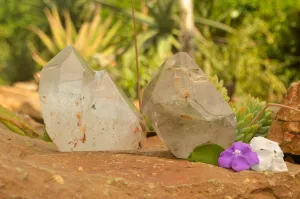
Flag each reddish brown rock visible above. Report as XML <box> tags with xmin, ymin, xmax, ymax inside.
<box><xmin>268</xmin><ymin>120</ymin><xmax>300</xmax><ymax>155</ymax></box>
<box><xmin>0</xmin><ymin>126</ymin><xmax>300</xmax><ymax>199</ymax></box>
<box><xmin>277</xmin><ymin>81</ymin><xmax>300</xmax><ymax>122</ymax></box>
<box><xmin>268</xmin><ymin>81</ymin><xmax>300</xmax><ymax>155</ymax></box>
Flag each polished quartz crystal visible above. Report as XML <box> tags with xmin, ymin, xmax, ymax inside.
<box><xmin>39</xmin><ymin>46</ymin><xmax>145</xmax><ymax>152</ymax></box>
<box><xmin>142</xmin><ymin>52</ymin><xmax>236</xmax><ymax>158</ymax></box>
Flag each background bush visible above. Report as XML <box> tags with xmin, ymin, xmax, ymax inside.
<box><xmin>0</xmin><ymin>0</ymin><xmax>299</xmax><ymax>102</ymax></box>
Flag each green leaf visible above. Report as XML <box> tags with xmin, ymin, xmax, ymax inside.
<box><xmin>1</xmin><ymin>120</ymin><xmax>25</xmax><ymax>136</ymax></box>
<box><xmin>187</xmin><ymin>144</ymin><xmax>225</xmax><ymax>165</ymax></box>
<box><xmin>0</xmin><ymin>105</ymin><xmax>41</xmax><ymax>138</ymax></box>
<box><xmin>28</xmin><ymin>25</ymin><xmax>57</xmax><ymax>54</ymax></box>
<box><xmin>195</xmin><ymin>17</ymin><xmax>236</xmax><ymax>34</ymax></box>
<box><xmin>236</xmin><ymin>120</ymin><xmax>246</xmax><ymax>130</ymax></box>
<box><xmin>243</xmin><ymin>125</ymin><xmax>259</xmax><ymax>143</ymax></box>
<box><xmin>43</xmin><ymin>130</ymin><xmax>53</xmax><ymax>142</ymax></box>
<box><xmin>235</xmin><ymin>132</ymin><xmax>245</xmax><ymax>141</ymax></box>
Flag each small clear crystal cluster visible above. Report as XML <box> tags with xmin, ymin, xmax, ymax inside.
<box><xmin>39</xmin><ymin>46</ymin><xmax>145</xmax><ymax>152</ymax></box>
<box><xmin>39</xmin><ymin>46</ymin><xmax>236</xmax><ymax>156</ymax></box>
<box><xmin>142</xmin><ymin>52</ymin><xmax>236</xmax><ymax>158</ymax></box>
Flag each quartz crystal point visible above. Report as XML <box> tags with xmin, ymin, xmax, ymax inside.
<box><xmin>142</xmin><ymin>52</ymin><xmax>236</xmax><ymax>159</ymax></box>
<box><xmin>39</xmin><ymin>46</ymin><xmax>145</xmax><ymax>152</ymax></box>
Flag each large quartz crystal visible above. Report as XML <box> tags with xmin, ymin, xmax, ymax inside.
<box><xmin>39</xmin><ymin>46</ymin><xmax>145</xmax><ymax>152</ymax></box>
<box><xmin>142</xmin><ymin>52</ymin><xmax>236</xmax><ymax>159</ymax></box>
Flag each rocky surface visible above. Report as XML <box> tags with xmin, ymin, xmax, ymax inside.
<box><xmin>268</xmin><ymin>81</ymin><xmax>300</xmax><ymax>155</ymax></box>
<box><xmin>0</xmin><ymin>126</ymin><xmax>299</xmax><ymax>199</ymax></box>
<box><xmin>276</xmin><ymin>81</ymin><xmax>300</xmax><ymax>122</ymax></box>
<box><xmin>0</xmin><ymin>85</ymin><xmax>41</xmax><ymax>120</ymax></box>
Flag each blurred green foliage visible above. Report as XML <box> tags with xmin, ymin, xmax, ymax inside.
<box><xmin>0</xmin><ymin>0</ymin><xmax>45</xmax><ymax>84</ymax></box>
<box><xmin>98</xmin><ymin>0</ymin><xmax>180</xmax><ymax>98</ymax></box>
<box><xmin>0</xmin><ymin>0</ymin><xmax>95</xmax><ymax>83</ymax></box>
<box><xmin>0</xmin><ymin>0</ymin><xmax>299</xmax><ymax>102</ymax></box>
<box><xmin>194</xmin><ymin>0</ymin><xmax>300</xmax><ymax>102</ymax></box>
<box><xmin>28</xmin><ymin>5</ymin><xmax>122</xmax><ymax>69</ymax></box>
<box><xmin>0</xmin><ymin>105</ymin><xmax>40</xmax><ymax>138</ymax></box>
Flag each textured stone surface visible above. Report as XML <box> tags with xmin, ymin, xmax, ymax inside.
<box><xmin>39</xmin><ymin>46</ymin><xmax>145</xmax><ymax>152</ymax></box>
<box><xmin>0</xmin><ymin>126</ymin><xmax>300</xmax><ymax>199</ymax></box>
<box><xmin>268</xmin><ymin>81</ymin><xmax>300</xmax><ymax>155</ymax></box>
<box><xmin>268</xmin><ymin>120</ymin><xmax>300</xmax><ymax>155</ymax></box>
<box><xmin>277</xmin><ymin>81</ymin><xmax>300</xmax><ymax>122</ymax></box>
<box><xmin>142</xmin><ymin>52</ymin><xmax>236</xmax><ymax>158</ymax></box>
<box><xmin>0</xmin><ymin>86</ymin><xmax>41</xmax><ymax>120</ymax></box>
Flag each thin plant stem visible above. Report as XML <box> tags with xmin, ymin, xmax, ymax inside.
<box><xmin>131</xmin><ymin>0</ymin><xmax>142</xmax><ymax>110</ymax></box>
<box><xmin>249</xmin><ymin>103</ymin><xmax>300</xmax><ymax>126</ymax></box>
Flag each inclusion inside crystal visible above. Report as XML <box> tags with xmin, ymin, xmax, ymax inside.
<box><xmin>39</xmin><ymin>46</ymin><xmax>145</xmax><ymax>152</ymax></box>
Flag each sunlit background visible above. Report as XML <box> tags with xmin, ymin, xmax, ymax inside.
<box><xmin>0</xmin><ymin>0</ymin><xmax>299</xmax><ymax>102</ymax></box>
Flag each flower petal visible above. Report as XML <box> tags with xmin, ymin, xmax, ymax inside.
<box><xmin>232</xmin><ymin>156</ymin><xmax>251</xmax><ymax>172</ymax></box>
<box><xmin>232</xmin><ymin>142</ymin><xmax>251</xmax><ymax>154</ymax></box>
<box><xmin>243</xmin><ymin>151</ymin><xmax>259</xmax><ymax>165</ymax></box>
<box><xmin>220</xmin><ymin>148</ymin><xmax>233</xmax><ymax>156</ymax></box>
<box><xmin>218</xmin><ymin>151</ymin><xmax>233</xmax><ymax>168</ymax></box>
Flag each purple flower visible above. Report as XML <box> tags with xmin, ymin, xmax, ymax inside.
<box><xmin>218</xmin><ymin>142</ymin><xmax>259</xmax><ymax>172</ymax></box>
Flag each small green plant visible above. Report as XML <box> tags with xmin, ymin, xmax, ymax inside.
<box><xmin>210</xmin><ymin>76</ymin><xmax>273</xmax><ymax>143</ymax></box>
<box><xmin>188</xmin><ymin>77</ymin><xmax>273</xmax><ymax>164</ymax></box>
<box><xmin>208</xmin><ymin>75</ymin><xmax>230</xmax><ymax>102</ymax></box>
<box><xmin>28</xmin><ymin>5</ymin><xmax>121</xmax><ymax>69</ymax></box>
<box><xmin>0</xmin><ymin>105</ymin><xmax>41</xmax><ymax>138</ymax></box>
<box><xmin>232</xmin><ymin>96</ymin><xmax>273</xmax><ymax>143</ymax></box>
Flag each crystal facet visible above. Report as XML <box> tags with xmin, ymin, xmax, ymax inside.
<box><xmin>39</xmin><ymin>46</ymin><xmax>145</xmax><ymax>152</ymax></box>
<box><xmin>142</xmin><ymin>52</ymin><xmax>236</xmax><ymax>159</ymax></box>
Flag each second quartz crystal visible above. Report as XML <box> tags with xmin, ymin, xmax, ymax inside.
<box><xmin>142</xmin><ymin>52</ymin><xmax>236</xmax><ymax>158</ymax></box>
